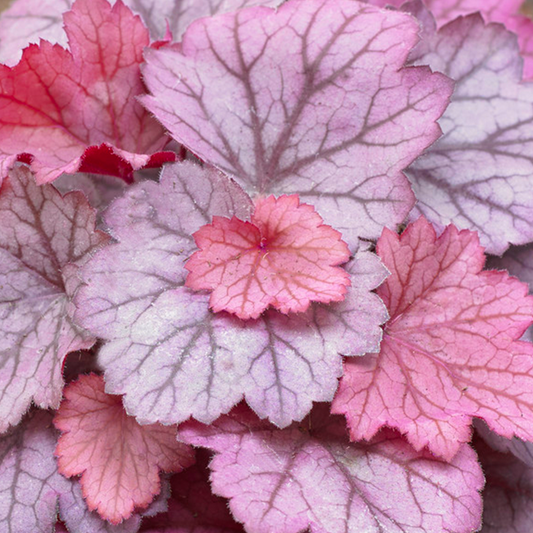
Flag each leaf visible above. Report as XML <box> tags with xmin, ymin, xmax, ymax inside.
<box><xmin>0</xmin><ymin>0</ymin><xmax>72</xmax><ymax>65</ymax></box>
<box><xmin>74</xmin><ymin>161</ymin><xmax>388</xmax><ymax>428</ymax></box>
<box><xmin>0</xmin><ymin>0</ymin><xmax>173</xmax><ymax>184</ymax></box>
<box><xmin>487</xmin><ymin>243</ymin><xmax>533</xmax><ymax>341</ymax></box>
<box><xmin>333</xmin><ymin>216</ymin><xmax>533</xmax><ymax>460</ymax></box>
<box><xmin>0</xmin><ymin>165</ymin><xmax>107</xmax><ymax>432</ymax></box>
<box><xmin>474</xmin><ymin>432</ymin><xmax>533</xmax><ymax>533</ymax></box>
<box><xmin>178</xmin><ymin>404</ymin><xmax>484</xmax><ymax>533</ymax></box>
<box><xmin>59</xmin><ymin>477</ymin><xmax>143</xmax><ymax>533</ymax></box>
<box><xmin>475</xmin><ymin>418</ymin><xmax>533</xmax><ymax>469</ymax></box>
<box><xmin>406</xmin><ymin>15</ymin><xmax>533</xmax><ymax>255</ymax></box>
<box><xmin>185</xmin><ymin>194</ymin><xmax>351</xmax><ymax>319</ymax></box>
<box><xmin>141</xmin><ymin>0</ymin><xmax>453</xmax><ymax>248</ymax></box>
<box><xmin>0</xmin><ymin>410</ymin><xmax>70</xmax><ymax>533</ymax></box>
<box><xmin>54</xmin><ymin>374</ymin><xmax>195</xmax><ymax>524</ymax></box>
<box><xmin>140</xmin><ymin>449</ymin><xmax>245</xmax><ymax>533</ymax></box>
<box><xmin>422</xmin><ymin>0</ymin><xmax>533</xmax><ymax>79</ymax></box>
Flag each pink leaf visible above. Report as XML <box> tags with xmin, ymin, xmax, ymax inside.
<box><xmin>0</xmin><ymin>410</ymin><xmax>70</xmax><ymax>533</ymax></box>
<box><xmin>185</xmin><ymin>194</ymin><xmax>351</xmax><ymax>319</ymax></box>
<box><xmin>178</xmin><ymin>404</ymin><xmax>484</xmax><ymax>533</ymax></box>
<box><xmin>474</xmin><ymin>432</ymin><xmax>533</xmax><ymax>533</ymax></box>
<box><xmin>0</xmin><ymin>0</ymin><xmax>173</xmax><ymax>184</ymax></box>
<box><xmin>0</xmin><ymin>165</ymin><xmax>107</xmax><ymax>432</ymax></box>
<box><xmin>333</xmin><ymin>217</ymin><xmax>533</xmax><ymax>460</ymax></box>
<box><xmin>140</xmin><ymin>450</ymin><xmax>245</xmax><ymax>533</ymax></box>
<box><xmin>74</xmin><ymin>161</ymin><xmax>387</xmax><ymax>428</ymax></box>
<box><xmin>406</xmin><ymin>15</ymin><xmax>533</xmax><ymax>255</ymax></box>
<box><xmin>54</xmin><ymin>374</ymin><xmax>195</xmax><ymax>524</ymax></box>
<box><xmin>141</xmin><ymin>0</ymin><xmax>453</xmax><ymax>247</ymax></box>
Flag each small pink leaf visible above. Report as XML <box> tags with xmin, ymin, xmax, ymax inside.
<box><xmin>0</xmin><ymin>0</ymin><xmax>173</xmax><ymax>184</ymax></box>
<box><xmin>474</xmin><ymin>433</ymin><xmax>533</xmax><ymax>533</ymax></box>
<box><xmin>140</xmin><ymin>450</ymin><xmax>245</xmax><ymax>533</ymax></box>
<box><xmin>0</xmin><ymin>165</ymin><xmax>107</xmax><ymax>432</ymax></box>
<box><xmin>333</xmin><ymin>217</ymin><xmax>533</xmax><ymax>460</ymax></box>
<box><xmin>186</xmin><ymin>195</ymin><xmax>351</xmax><ymax>319</ymax></box>
<box><xmin>0</xmin><ymin>410</ymin><xmax>70</xmax><ymax>533</ymax></box>
<box><xmin>179</xmin><ymin>404</ymin><xmax>484</xmax><ymax>533</ymax></box>
<box><xmin>54</xmin><ymin>374</ymin><xmax>195</xmax><ymax>524</ymax></box>
<box><xmin>75</xmin><ymin>161</ymin><xmax>387</xmax><ymax>428</ymax></box>
<box><xmin>407</xmin><ymin>15</ymin><xmax>533</xmax><ymax>254</ymax></box>
<box><xmin>141</xmin><ymin>0</ymin><xmax>453</xmax><ymax>247</ymax></box>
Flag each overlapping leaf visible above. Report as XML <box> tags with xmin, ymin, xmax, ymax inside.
<box><xmin>0</xmin><ymin>165</ymin><xmax>107</xmax><ymax>432</ymax></box>
<box><xmin>488</xmin><ymin>243</ymin><xmax>533</xmax><ymax>341</ymax></box>
<box><xmin>0</xmin><ymin>0</ymin><xmax>173</xmax><ymax>184</ymax></box>
<box><xmin>421</xmin><ymin>0</ymin><xmax>533</xmax><ymax>79</ymax></box>
<box><xmin>54</xmin><ymin>374</ymin><xmax>194</xmax><ymax>524</ymax></box>
<box><xmin>0</xmin><ymin>410</ymin><xmax>70</xmax><ymax>533</ymax></box>
<box><xmin>406</xmin><ymin>15</ymin><xmax>533</xmax><ymax>254</ymax></box>
<box><xmin>74</xmin><ymin>161</ymin><xmax>388</xmax><ymax>428</ymax></box>
<box><xmin>141</xmin><ymin>0</ymin><xmax>453</xmax><ymax>248</ymax></box>
<box><xmin>185</xmin><ymin>194</ymin><xmax>351</xmax><ymax>319</ymax></box>
<box><xmin>179</xmin><ymin>404</ymin><xmax>483</xmax><ymax>533</ymax></box>
<box><xmin>333</xmin><ymin>217</ymin><xmax>533</xmax><ymax>460</ymax></box>
<box><xmin>474</xmin><ymin>433</ymin><xmax>533</xmax><ymax>533</ymax></box>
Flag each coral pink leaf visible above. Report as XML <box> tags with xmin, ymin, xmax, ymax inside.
<box><xmin>141</xmin><ymin>0</ymin><xmax>453</xmax><ymax>247</ymax></box>
<box><xmin>474</xmin><ymin>433</ymin><xmax>533</xmax><ymax>533</ymax></box>
<box><xmin>0</xmin><ymin>165</ymin><xmax>108</xmax><ymax>432</ymax></box>
<box><xmin>0</xmin><ymin>0</ymin><xmax>172</xmax><ymax>184</ymax></box>
<box><xmin>0</xmin><ymin>410</ymin><xmax>71</xmax><ymax>533</ymax></box>
<box><xmin>178</xmin><ymin>404</ymin><xmax>484</xmax><ymax>533</ymax></box>
<box><xmin>333</xmin><ymin>217</ymin><xmax>533</xmax><ymax>460</ymax></box>
<box><xmin>54</xmin><ymin>374</ymin><xmax>195</xmax><ymax>524</ymax></box>
<box><xmin>75</xmin><ymin>161</ymin><xmax>387</xmax><ymax>428</ymax></box>
<box><xmin>407</xmin><ymin>15</ymin><xmax>533</xmax><ymax>254</ymax></box>
<box><xmin>140</xmin><ymin>449</ymin><xmax>245</xmax><ymax>533</ymax></box>
<box><xmin>185</xmin><ymin>194</ymin><xmax>351</xmax><ymax>319</ymax></box>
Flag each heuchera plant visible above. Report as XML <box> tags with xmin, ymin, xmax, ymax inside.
<box><xmin>3</xmin><ymin>0</ymin><xmax>533</xmax><ymax>531</ymax></box>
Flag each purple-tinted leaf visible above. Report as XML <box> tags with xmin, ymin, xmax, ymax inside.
<box><xmin>407</xmin><ymin>14</ymin><xmax>533</xmax><ymax>255</ymax></box>
<box><xmin>488</xmin><ymin>243</ymin><xmax>533</xmax><ymax>341</ymax></box>
<box><xmin>179</xmin><ymin>404</ymin><xmax>484</xmax><ymax>533</ymax></box>
<box><xmin>53</xmin><ymin>173</ymin><xmax>128</xmax><ymax>228</ymax></box>
<box><xmin>475</xmin><ymin>419</ymin><xmax>533</xmax><ymax>469</ymax></box>
<box><xmin>125</xmin><ymin>0</ymin><xmax>282</xmax><ymax>40</ymax></box>
<box><xmin>474</xmin><ymin>433</ymin><xmax>533</xmax><ymax>533</ymax></box>
<box><xmin>141</xmin><ymin>0</ymin><xmax>453</xmax><ymax>248</ymax></box>
<box><xmin>0</xmin><ymin>0</ymin><xmax>71</xmax><ymax>65</ymax></box>
<box><xmin>0</xmin><ymin>165</ymin><xmax>108</xmax><ymax>432</ymax></box>
<box><xmin>75</xmin><ymin>161</ymin><xmax>388</xmax><ymax>427</ymax></box>
<box><xmin>0</xmin><ymin>410</ymin><xmax>70</xmax><ymax>533</ymax></box>
<box><xmin>59</xmin><ymin>477</ymin><xmax>142</xmax><ymax>533</ymax></box>
<box><xmin>140</xmin><ymin>449</ymin><xmax>245</xmax><ymax>533</ymax></box>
